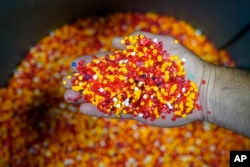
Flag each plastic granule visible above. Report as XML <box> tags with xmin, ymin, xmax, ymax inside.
<box><xmin>201</xmin><ymin>79</ymin><xmax>207</xmax><ymax>85</ymax></box>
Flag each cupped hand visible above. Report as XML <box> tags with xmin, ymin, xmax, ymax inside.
<box><xmin>63</xmin><ymin>31</ymin><xmax>207</xmax><ymax>127</ymax></box>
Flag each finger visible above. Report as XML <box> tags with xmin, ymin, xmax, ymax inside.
<box><xmin>64</xmin><ymin>89</ymin><xmax>84</xmax><ymax>103</ymax></box>
<box><xmin>71</xmin><ymin>56</ymin><xmax>92</xmax><ymax>72</ymax></box>
<box><xmin>71</xmin><ymin>52</ymin><xmax>112</xmax><ymax>72</ymax></box>
<box><xmin>79</xmin><ymin>103</ymin><xmax>133</xmax><ymax>119</ymax></box>
<box><xmin>79</xmin><ymin>102</ymin><xmax>195</xmax><ymax>127</ymax></box>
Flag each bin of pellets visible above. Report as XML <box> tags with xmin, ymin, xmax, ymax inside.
<box><xmin>0</xmin><ymin>1</ymin><xmax>249</xmax><ymax>166</ymax></box>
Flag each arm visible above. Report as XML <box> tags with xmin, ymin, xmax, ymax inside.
<box><xmin>203</xmin><ymin>62</ymin><xmax>250</xmax><ymax>137</ymax></box>
<box><xmin>63</xmin><ymin>31</ymin><xmax>250</xmax><ymax>137</ymax></box>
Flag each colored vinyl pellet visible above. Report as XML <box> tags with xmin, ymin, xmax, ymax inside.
<box><xmin>71</xmin><ymin>34</ymin><xmax>199</xmax><ymax>120</ymax></box>
<box><xmin>201</xmin><ymin>79</ymin><xmax>207</xmax><ymax>85</ymax></box>
<box><xmin>0</xmin><ymin>13</ymin><xmax>248</xmax><ymax>167</ymax></box>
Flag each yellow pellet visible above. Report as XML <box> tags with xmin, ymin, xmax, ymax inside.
<box><xmin>157</xmin><ymin>55</ymin><xmax>162</xmax><ymax>62</ymax></box>
<box><xmin>132</xmin><ymin>63</ymin><xmax>137</xmax><ymax>68</ymax></box>
<box><xmin>174</xmin><ymin>39</ymin><xmax>179</xmax><ymax>44</ymax></box>
<box><xmin>140</xmin><ymin>101</ymin><xmax>145</xmax><ymax>106</ymax></box>
<box><xmin>148</xmin><ymin>101</ymin><xmax>153</xmax><ymax>107</ymax></box>
<box><xmin>153</xmin><ymin>86</ymin><xmax>159</xmax><ymax>92</ymax></box>
<box><xmin>118</xmin><ymin>75</ymin><xmax>125</xmax><ymax>80</ymax></box>
<box><xmin>67</xmin><ymin>75</ymin><xmax>72</xmax><ymax>79</ymax></box>
<box><xmin>148</xmin><ymin>60</ymin><xmax>154</xmax><ymax>66</ymax></box>
<box><xmin>78</xmin><ymin>75</ymin><xmax>83</xmax><ymax>80</ymax></box>
<box><xmin>103</xmin><ymin>79</ymin><xmax>108</xmax><ymax>84</ymax></box>
<box><xmin>109</xmin><ymin>76</ymin><xmax>115</xmax><ymax>82</ymax></box>
<box><xmin>63</xmin><ymin>80</ymin><xmax>67</xmax><ymax>86</ymax></box>
<box><xmin>170</xmin><ymin>84</ymin><xmax>177</xmax><ymax>93</ymax></box>
<box><xmin>170</xmin><ymin>55</ymin><xmax>178</xmax><ymax>61</ymax></box>
<box><xmin>120</xmin><ymin>39</ymin><xmax>125</xmax><ymax>44</ymax></box>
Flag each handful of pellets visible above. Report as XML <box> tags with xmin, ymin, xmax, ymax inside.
<box><xmin>71</xmin><ymin>34</ymin><xmax>200</xmax><ymax>121</ymax></box>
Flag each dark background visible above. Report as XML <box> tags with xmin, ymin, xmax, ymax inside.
<box><xmin>0</xmin><ymin>0</ymin><xmax>250</xmax><ymax>86</ymax></box>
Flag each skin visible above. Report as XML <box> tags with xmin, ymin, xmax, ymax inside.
<box><xmin>204</xmin><ymin>64</ymin><xmax>250</xmax><ymax>138</ymax></box>
<box><xmin>63</xmin><ymin>31</ymin><xmax>250</xmax><ymax>138</ymax></box>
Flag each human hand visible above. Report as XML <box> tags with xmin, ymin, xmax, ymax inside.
<box><xmin>63</xmin><ymin>31</ymin><xmax>208</xmax><ymax>127</ymax></box>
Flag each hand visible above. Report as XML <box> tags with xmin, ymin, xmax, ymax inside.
<box><xmin>63</xmin><ymin>31</ymin><xmax>207</xmax><ymax>127</ymax></box>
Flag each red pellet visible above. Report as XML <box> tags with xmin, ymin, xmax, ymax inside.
<box><xmin>202</xmin><ymin>79</ymin><xmax>206</xmax><ymax>85</ymax></box>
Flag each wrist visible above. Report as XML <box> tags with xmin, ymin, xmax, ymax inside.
<box><xmin>199</xmin><ymin>62</ymin><xmax>217</xmax><ymax>123</ymax></box>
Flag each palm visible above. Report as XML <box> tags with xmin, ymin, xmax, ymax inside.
<box><xmin>64</xmin><ymin>31</ymin><xmax>205</xmax><ymax>127</ymax></box>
